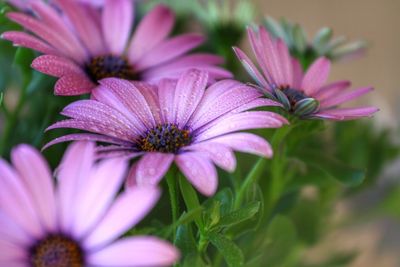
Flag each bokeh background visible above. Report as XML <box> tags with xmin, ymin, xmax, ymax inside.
<box><xmin>255</xmin><ymin>0</ymin><xmax>400</xmax><ymax>266</ymax></box>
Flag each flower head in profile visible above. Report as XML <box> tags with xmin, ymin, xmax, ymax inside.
<box><xmin>2</xmin><ymin>0</ymin><xmax>231</xmax><ymax>95</ymax></box>
<box><xmin>44</xmin><ymin>69</ymin><xmax>287</xmax><ymax>196</ymax></box>
<box><xmin>233</xmin><ymin>26</ymin><xmax>378</xmax><ymax>120</ymax></box>
<box><xmin>0</xmin><ymin>141</ymin><xmax>179</xmax><ymax>266</ymax></box>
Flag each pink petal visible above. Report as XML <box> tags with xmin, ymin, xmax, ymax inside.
<box><xmin>6</xmin><ymin>12</ymin><xmax>87</xmax><ymax>63</ymax></box>
<box><xmin>55</xmin><ymin>0</ymin><xmax>105</xmax><ymax>55</ymax></box>
<box><xmin>258</xmin><ymin>26</ymin><xmax>286</xmax><ymax>85</ymax></box>
<box><xmin>42</xmin><ymin>133</ymin><xmax>133</xmax><ymax>152</ymax></box>
<box><xmin>314</xmin><ymin>106</ymin><xmax>379</xmax><ymax>121</ymax></box>
<box><xmin>128</xmin><ymin>153</ymin><xmax>174</xmax><ymax>186</ymax></box>
<box><xmin>1</xmin><ymin>31</ymin><xmax>58</xmax><ymax>55</ymax></box>
<box><xmin>0</xmin><ymin>240</ymin><xmax>26</xmax><ymax>263</ymax></box>
<box><xmin>87</xmin><ymin>236</ymin><xmax>179</xmax><ymax>266</ymax></box>
<box><xmin>302</xmin><ymin>57</ymin><xmax>331</xmax><ymax>95</ymax></box>
<box><xmin>141</xmin><ymin>53</ymin><xmax>224</xmax><ymax>78</ymax></box>
<box><xmin>233</xmin><ymin>47</ymin><xmax>269</xmax><ymax>89</ymax></box>
<box><xmin>11</xmin><ymin>145</ymin><xmax>57</xmax><ymax>232</ymax></box>
<box><xmin>60</xmin><ymin>99</ymin><xmax>141</xmax><ymax>138</ymax></box>
<box><xmin>313</xmin><ymin>80</ymin><xmax>351</xmax><ymax>101</ymax></box>
<box><xmin>135</xmin><ymin>34</ymin><xmax>205</xmax><ymax>71</ymax></box>
<box><xmin>209</xmin><ymin>133</ymin><xmax>273</xmax><ymax>158</ymax></box>
<box><xmin>320</xmin><ymin>87</ymin><xmax>373</xmax><ymax>108</ymax></box>
<box><xmin>57</xmin><ymin>141</ymin><xmax>95</xmax><ymax>232</ymax></box>
<box><xmin>54</xmin><ymin>74</ymin><xmax>94</xmax><ymax>96</ymax></box>
<box><xmin>291</xmin><ymin>58</ymin><xmax>304</xmax><ymax>89</ymax></box>
<box><xmin>276</xmin><ymin>39</ymin><xmax>294</xmax><ymax>85</ymax></box>
<box><xmin>173</xmin><ymin>69</ymin><xmax>207</xmax><ymax>126</ymax></box>
<box><xmin>0</xmin><ymin>159</ymin><xmax>43</xmax><ymax>238</ymax></box>
<box><xmin>232</xmin><ymin>98</ymin><xmax>283</xmax><ymax>113</ymax></box>
<box><xmin>102</xmin><ymin>0</ymin><xmax>133</xmax><ymax>54</ymax></box>
<box><xmin>128</xmin><ymin>4</ymin><xmax>175</xmax><ymax>62</ymax></box>
<box><xmin>247</xmin><ymin>27</ymin><xmax>276</xmax><ymax>86</ymax></box>
<box><xmin>31</xmin><ymin>1</ymin><xmax>86</xmax><ymax>55</ymax></box>
<box><xmin>189</xmin><ymin>80</ymin><xmax>262</xmax><ymax>129</ymax></box>
<box><xmin>84</xmin><ymin>187</ymin><xmax>160</xmax><ymax>249</ymax></box>
<box><xmin>157</xmin><ymin>79</ymin><xmax>177</xmax><ymax>124</ymax></box>
<box><xmin>186</xmin><ymin>143</ymin><xmax>236</xmax><ymax>172</ymax></box>
<box><xmin>94</xmin><ymin>78</ymin><xmax>156</xmax><ymax>129</ymax></box>
<box><xmin>195</xmin><ymin>111</ymin><xmax>287</xmax><ymax>142</ymax></box>
<box><xmin>72</xmin><ymin>158</ymin><xmax>128</xmax><ymax>238</ymax></box>
<box><xmin>0</xmin><ymin>211</ymin><xmax>31</xmax><ymax>246</ymax></box>
<box><xmin>175</xmin><ymin>152</ymin><xmax>217</xmax><ymax>196</ymax></box>
<box><xmin>31</xmin><ymin>55</ymin><xmax>84</xmax><ymax>78</ymax></box>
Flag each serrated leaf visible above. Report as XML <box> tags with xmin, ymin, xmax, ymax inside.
<box><xmin>209</xmin><ymin>232</ymin><xmax>244</xmax><ymax>267</ymax></box>
<box><xmin>218</xmin><ymin>202</ymin><xmax>260</xmax><ymax>228</ymax></box>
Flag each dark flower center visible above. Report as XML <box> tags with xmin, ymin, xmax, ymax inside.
<box><xmin>280</xmin><ymin>87</ymin><xmax>308</xmax><ymax>108</ymax></box>
<box><xmin>85</xmin><ymin>55</ymin><xmax>137</xmax><ymax>82</ymax></box>
<box><xmin>138</xmin><ymin>123</ymin><xmax>192</xmax><ymax>153</ymax></box>
<box><xmin>29</xmin><ymin>234</ymin><xmax>84</xmax><ymax>267</ymax></box>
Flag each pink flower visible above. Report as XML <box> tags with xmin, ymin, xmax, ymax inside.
<box><xmin>0</xmin><ymin>141</ymin><xmax>179</xmax><ymax>266</ymax></box>
<box><xmin>233</xmin><ymin>26</ymin><xmax>378</xmax><ymax>121</ymax></box>
<box><xmin>2</xmin><ymin>0</ymin><xmax>231</xmax><ymax>95</ymax></box>
<box><xmin>44</xmin><ymin>69</ymin><xmax>287</xmax><ymax>196</ymax></box>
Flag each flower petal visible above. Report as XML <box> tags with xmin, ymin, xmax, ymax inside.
<box><xmin>128</xmin><ymin>4</ymin><xmax>175</xmax><ymax>62</ymax></box>
<box><xmin>57</xmin><ymin>141</ymin><xmax>95</xmax><ymax>232</ymax></box>
<box><xmin>189</xmin><ymin>80</ymin><xmax>262</xmax><ymax>129</ymax></box>
<box><xmin>302</xmin><ymin>57</ymin><xmax>331</xmax><ymax>95</ymax></box>
<box><xmin>31</xmin><ymin>55</ymin><xmax>84</xmax><ymax>77</ymax></box>
<box><xmin>173</xmin><ymin>69</ymin><xmax>207</xmax><ymax>126</ymax></box>
<box><xmin>0</xmin><ymin>159</ymin><xmax>43</xmax><ymax>238</ymax></box>
<box><xmin>55</xmin><ymin>0</ymin><xmax>105</xmax><ymax>55</ymax></box>
<box><xmin>102</xmin><ymin>0</ymin><xmax>133</xmax><ymax>54</ymax></box>
<box><xmin>186</xmin><ymin>143</ymin><xmax>236</xmax><ymax>172</ymax></box>
<box><xmin>54</xmin><ymin>74</ymin><xmax>94</xmax><ymax>96</ymax></box>
<box><xmin>176</xmin><ymin>152</ymin><xmax>217</xmax><ymax>196</ymax></box>
<box><xmin>83</xmin><ymin>187</ymin><xmax>160</xmax><ymax>249</ymax></box>
<box><xmin>1</xmin><ymin>31</ymin><xmax>58</xmax><ymax>55</ymax></box>
<box><xmin>195</xmin><ymin>111</ymin><xmax>287</xmax><ymax>142</ymax></box>
<box><xmin>135</xmin><ymin>34</ymin><xmax>205</xmax><ymax>71</ymax></box>
<box><xmin>128</xmin><ymin>153</ymin><xmax>174</xmax><ymax>186</ymax></box>
<box><xmin>209</xmin><ymin>133</ymin><xmax>273</xmax><ymax>158</ymax></box>
<box><xmin>320</xmin><ymin>87</ymin><xmax>373</xmax><ymax>108</ymax></box>
<box><xmin>314</xmin><ymin>106</ymin><xmax>379</xmax><ymax>121</ymax></box>
<box><xmin>72</xmin><ymin>158</ymin><xmax>128</xmax><ymax>238</ymax></box>
<box><xmin>87</xmin><ymin>236</ymin><xmax>179</xmax><ymax>266</ymax></box>
<box><xmin>11</xmin><ymin>145</ymin><xmax>57</xmax><ymax>232</ymax></box>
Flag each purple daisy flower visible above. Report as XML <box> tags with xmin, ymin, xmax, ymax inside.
<box><xmin>44</xmin><ymin>69</ymin><xmax>287</xmax><ymax>196</ymax></box>
<box><xmin>0</xmin><ymin>141</ymin><xmax>179</xmax><ymax>266</ymax></box>
<box><xmin>2</xmin><ymin>0</ymin><xmax>231</xmax><ymax>95</ymax></box>
<box><xmin>233</xmin><ymin>26</ymin><xmax>378</xmax><ymax>120</ymax></box>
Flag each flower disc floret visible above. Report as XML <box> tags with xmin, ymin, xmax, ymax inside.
<box><xmin>138</xmin><ymin>123</ymin><xmax>192</xmax><ymax>153</ymax></box>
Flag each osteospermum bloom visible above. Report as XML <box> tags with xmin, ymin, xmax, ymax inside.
<box><xmin>233</xmin><ymin>26</ymin><xmax>378</xmax><ymax>120</ymax></box>
<box><xmin>44</xmin><ymin>70</ymin><xmax>287</xmax><ymax>196</ymax></box>
<box><xmin>0</xmin><ymin>141</ymin><xmax>179</xmax><ymax>266</ymax></box>
<box><xmin>2</xmin><ymin>1</ymin><xmax>231</xmax><ymax>96</ymax></box>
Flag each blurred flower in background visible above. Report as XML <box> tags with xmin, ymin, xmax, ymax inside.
<box><xmin>234</xmin><ymin>26</ymin><xmax>378</xmax><ymax>120</ymax></box>
<box><xmin>264</xmin><ymin>16</ymin><xmax>367</xmax><ymax>68</ymax></box>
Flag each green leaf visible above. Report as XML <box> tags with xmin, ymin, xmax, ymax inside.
<box><xmin>218</xmin><ymin>202</ymin><xmax>260</xmax><ymax>228</ymax></box>
<box><xmin>13</xmin><ymin>47</ymin><xmax>35</xmax><ymax>74</ymax></box>
<box><xmin>261</xmin><ymin>215</ymin><xmax>297</xmax><ymax>266</ymax></box>
<box><xmin>209</xmin><ymin>232</ymin><xmax>244</xmax><ymax>267</ymax></box>
<box><xmin>179</xmin><ymin>175</ymin><xmax>203</xmax><ymax>229</ymax></box>
<box><xmin>175</xmin><ymin>224</ymin><xmax>197</xmax><ymax>256</ymax></box>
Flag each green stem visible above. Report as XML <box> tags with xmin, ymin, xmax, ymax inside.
<box><xmin>166</xmin><ymin>170</ymin><xmax>179</xmax><ymax>239</ymax></box>
<box><xmin>234</xmin><ymin>157</ymin><xmax>267</xmax><ymax>209</ymax></box>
